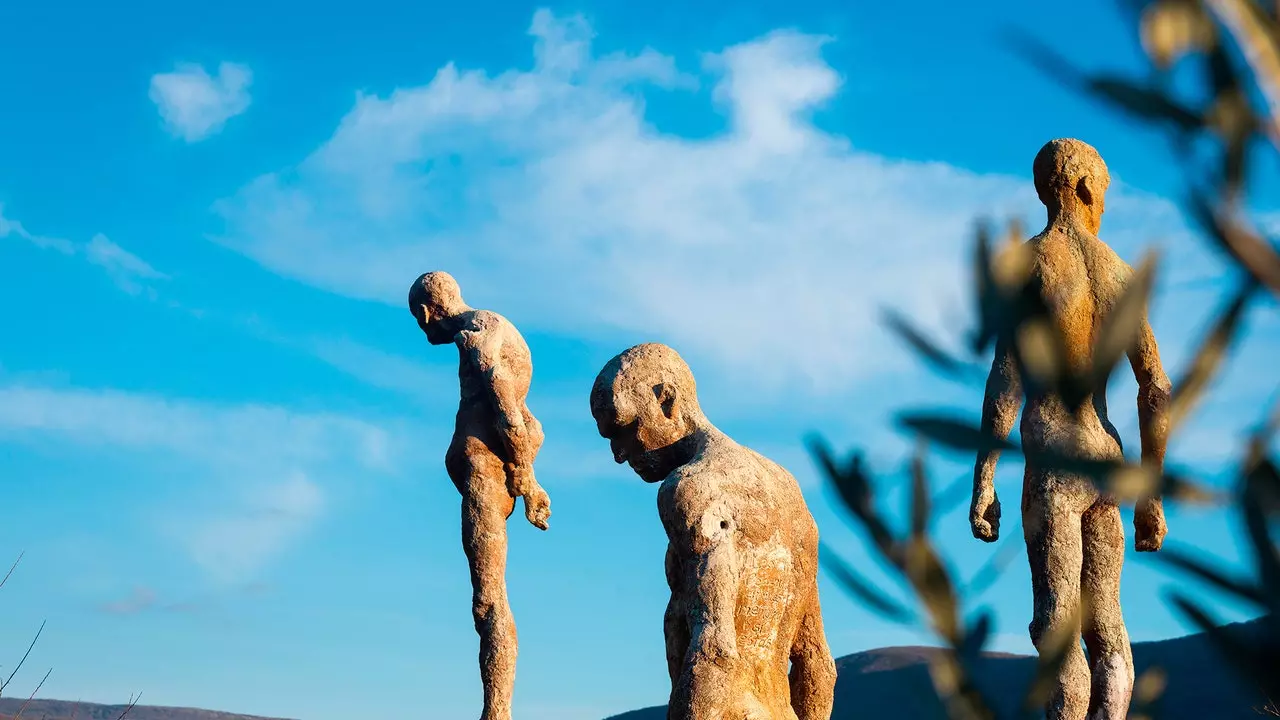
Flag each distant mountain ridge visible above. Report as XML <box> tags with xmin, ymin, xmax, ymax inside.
<box><xmin>605</xmin><ymin>618</ymin><xmax>1270</xmax><ymax>720</ymax></box>
<box><xmin>0</xmin><ymin>619</ymin><xmax>1265</xmax><ymax>720</ymax></box>
<box><xmin>0</xmin><ymin>698</ymin><xmax>293</xmax><ymax>720</ymax></box>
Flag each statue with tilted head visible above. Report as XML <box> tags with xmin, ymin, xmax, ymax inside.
<box><xmin>590</xmin><ymin>343</ymin><xmax>836</xmax><ymax>720</ymax></box>
<box><xmin>970</xmin><ymin>139</ymin><xmax>1172</xmax><ymax>720</ymax></box>
<box><xmin>408</xmin><ymin>271</ymin><xmax>552</xmax><ymax>720</ymax></box>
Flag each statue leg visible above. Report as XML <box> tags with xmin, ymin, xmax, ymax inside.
<box><xmin>461</xmin><ymin>482</ymin><xmax>519</xmax><ymax>720</ymax></box>
<box><xmin>1024</xmin><ymin>474</ymin><xmax>1091</xmax><ymax>720</ymax></box>
<box><xmin>789</xmin><ymin>590</ymin><xmax>837</xmax><ymax>720</ymax></box>
<box><xmin>1081</xmin><ymin>501</ymin><xmax>1134</xmax><ymax>720</ymax></box>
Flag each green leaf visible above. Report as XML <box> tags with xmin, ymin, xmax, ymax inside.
<box><xmin>807</xmin><ymin>435</ymin><xmax>901</xmax><ymax>562</ymax></box>
<box><xmin>882</xmin><ymin>308</ymin><xmax>979</xmax><ymax>382</ymax></box>
<box><xmin>1086</xmin><ymin>75</ymin><xmax>1204</xmax><ymax>130</ymax></box>
<box><xmin>819</xmin><ymin>543</ymin><xmax>915</xmax><ymax>624</ymax></box>
<box><xmin>897</xmin><ymin>413</ymin><xmax>1020</xmax><ymax>454</ymax></box>
<box><xmin>1146</xmin><ymin>544</ymin><xmax>1266</xmax><ymax>605</ymax></box>
<box><xmin>1166</xmin><ymin>592</ymin><xmax>1280</xmax><ymax>699</ymax></box>
<box><xmin>903</xmin><ymin>538</ymin><xmax>962</xmax><ymax>647</ymax></box>
<box><xmin>909</xmin><ymin>442</ymin><xmax>931</xmax><ymax>538</ymax></box>
<box><xmin>1243</xmin><ymin>460</ymin><xmax>1280</xmax><ymax>612</ymax></box>
<box><xmin>1091</xmin><ymin>250</ymin><xmax>1159</xmax><ymax>387</ymax></box>
<box><xmin>1168</xmin><ymin>281</ymin><xmax>1254</xmax><ymax>432</ymax></box>
<box><xmin>964</xmin><ymin>526</ymin><xmax>1025</xmax><ymax>598</ymax></box>
<box><xmin>959</xmin><ymin>610</ymin><xmax>994</xmax><ymax>662</ymax></box>
<box><xmin>1187</xmin><ymin>192</ymin><xmax>1280</xmax><ymax>299</ymax></box>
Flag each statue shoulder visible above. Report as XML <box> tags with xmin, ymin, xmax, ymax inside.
<box><xmin>456</xmin><ymin>313</ymin><xmax>507</xmax><ymax>369</ymax></box>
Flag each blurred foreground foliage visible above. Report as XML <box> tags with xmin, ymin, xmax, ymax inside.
<box><xmin>811</xmin><ymin>0</ymin><xmax>1280</xmax><ymax>717</ymax></box>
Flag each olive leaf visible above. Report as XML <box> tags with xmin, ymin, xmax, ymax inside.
<box><xmin>819</xmin><ymin>542</ymin><xmax>915</xmax><ymax>624</ymax></box>
<box><xmin>1168</xmin><ymin>280</ymin><xmax>1254</xmax><ymax>434</ymax></box>
<box><xmin>1091</xmin><ymin>250</ymin><xmax>1160</xmax><ymax>388</ymax></box>
<box><xmin>897</xmin><ymin>413</ymin><xmax>1020</xmax><ymax>454</ymax></box>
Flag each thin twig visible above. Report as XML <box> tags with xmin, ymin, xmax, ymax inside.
<box><xmin>12</xmin><ymin>667</ymin><xmax>52</xmax><ymax>720</ymax></box>
<box><xmin>115</xmin><ymin>692</ymin><xmax>142</xmax><ymax>720</ymax></box>
<box><xmin>0</xmin><ymin>553</ymin><xmax>24</xmax><ymax>592</ymax></box>
<box><xmin>0</xmin><ymin>620</ymin><xmax>46</xmax><ymax>697</ymax></box>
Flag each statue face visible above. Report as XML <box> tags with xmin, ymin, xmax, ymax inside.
<box><xmin>593</xmin><ymin>389</ymin><xmax>687</xmax><ymax>483</ymax></box>
<box><xmin>410</xmin><ymin>301</ymin><xmax>454</xmax><ymax>345</ymax></box>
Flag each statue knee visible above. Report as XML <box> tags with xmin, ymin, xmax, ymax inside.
<box><xmin>816</xmin><ymin>652</ymin><xmax>837</xmax><ymax>686</ymax></box>
<box><xmin>1028</xmin><ymin>616</ymin><xmax>1046</xmax><ymax>647</ymax></box>
<box><xmin>791</xmin><ymin>644</ymin><xmax>837</xmax><ymax>699</ymax></box>
<box><xmin>1028</xmin><ymin>609</ymin><xmax>1077</xmax><ymax>650</ymax></box>
<box><xmin>470</xmin><ymin>589</ymin><xmax>508</xmax><ymax>628</ymax></box>
<box><xmin>471</xmin><ymin>597</ymin><xmax>495</xmax><ymax>628</ymax></box>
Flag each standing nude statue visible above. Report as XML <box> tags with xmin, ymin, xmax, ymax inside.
<box><xmin>970</xmin><ymin>139</ymin><xmax>1171</xmax><ymax>720</ymax></box>
<box><xmin>408</xmin><ymin>271</ymin><xmax>552</xmax><ymax>720</ymax></box>
<box><xmin>590</xmin><ymin>343</ymin><xmax>837</xmax><ymax>720</ymax></box>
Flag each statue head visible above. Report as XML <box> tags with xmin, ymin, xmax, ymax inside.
<box><xmin>408</xmin><ymin>271</ymin><xmax>468</xmax><ymax>345</ymax></box>
<box><xmin>1032</xmin><ymin>138</ymin><xmax>1110</xmax><ymax>235</ymax></box>
<box><xmin>590</xmin><ymin>343</ymin><xmax>705</xmax><ymax>483</ymax></box>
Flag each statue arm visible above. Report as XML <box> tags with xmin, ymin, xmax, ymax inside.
<box><xmin>460</xmin><ymin>330</ymin><xmax>536</xmax><ymax>498</ymax></box>
<box><xmin>1127</xmin><ymin>310</ymin><xmax>1172</xmax><ymax>551</ymax></box>
<box><xmin>1127</xmin><ymin>317</ymin><xmax>1172</xmax><ymax>469</ymax></box>
<box><xmin>971</xmin><ymin>336</ymin><xmax>1020</xmax><ymax>540</ymax></box>
<box><xmin>669</xmin><ymin>501</ymin><xmax>740</xmax><ymax>720</ymax></box>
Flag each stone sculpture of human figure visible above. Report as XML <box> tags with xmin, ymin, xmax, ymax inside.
<box><xmin>408</xmin><ymin>271</ymin><xmax>552</xmax><ymax>720</ymax></box>
<box><xmin>969</xmin><ymin>139</ymin><xmax>1172</xmax><ymax>720</ymax></box>
<box><xmin>590</xmin><ymin>343</ymin><xmax>837</xmax><ymax>720</ymax></box>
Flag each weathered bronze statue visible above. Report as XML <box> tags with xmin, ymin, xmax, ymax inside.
<box><xmin>970</xmin><ymin>139</ymin><xmax>1171</xmax><ymax>720</ymax></box>
<box><xmin>591</xmin><ymin>342</ymin><xmax>836</xmax><ymax>720</ymax></box>
<box><xmin>409</xmin><ymin>271</ymin><xmax>552</xmax><ymax>720</ymax></box>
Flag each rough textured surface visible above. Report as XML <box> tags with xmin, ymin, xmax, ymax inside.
<box><xmin>970</xmin><ymin>139</ymin><xmax>1172</xmax><ymax>720</ymax></box>
<box><xmin>408</xmin><ymin>270</ymin><xmax>552</xmax><ymax>720</ymax></box>
<box><xmin>605</xmin><ymin>617</ymin><xmax>1271</xmax><ymax>720</ymax></box>
<box><xmin>591</xmin><ymin>343</ymin><xmax>837</xmax><ymax>720</ymax></box>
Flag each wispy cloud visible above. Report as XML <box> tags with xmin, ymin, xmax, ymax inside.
<box><xmin>0</xmin><ymin>385</ymin><xmax>390</xmax><ymax>469</ymax></box>
<box><xmin>0</xmin><ymin>204</ymin><xmax>166</xmax><ymax>295</ymax></box>
<box><xmin>149</xmin><ymin>61</ymin><xmax>252</xmax><ymax>142</ymax></box>
<box><xmin>0</xmin><ymin>384</ymin><xmax>393</xmax><ymax>584</ymax></box>
<box><xmin>100</xmin><ymin>586</ymin><xmax>159</xmax><ymax>615</ymax></box>
<box><xmin>180</xmin><ymin>472</ymin><xmax>326</xmax><ymax>585</ymax></box>
<box><xmin>211</xmin><ymin>9</ymin><xmax>1239</xmax><ymax>396</ymax></box>
<box><xmin>306</xmin><ymin>337</ymin><xmax>457</xmax><ymax>406</ymax></box>
<box><xmin>84</xmin><ymin>233</ymin><xmax>167</xmax><ymax>294</ymax></box>
<box><xmin>99</xmin><ymin>581</ymin><xmax>272</xmax><ymax>615</ymax></box>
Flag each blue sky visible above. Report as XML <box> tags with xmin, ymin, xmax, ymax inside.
<box><xmin>0</xmin><ymin>1</ymin><xmax>1277</xmax><ymax>719</ymax></box>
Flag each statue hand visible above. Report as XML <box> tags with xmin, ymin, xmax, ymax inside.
<box><xmin>970</xmin><ymin>489</ymin><xmax>1001</xmax><ymax>542</ymax></box>
<box><xmin>523</xmin><ymin>482</ymin><xmax>551</xmax><ymax>531</ymax></box>
<box><xmin>1134</xmin><ymin>498</ymin><xmax>1166</xmax><ymax>552</ymax></box>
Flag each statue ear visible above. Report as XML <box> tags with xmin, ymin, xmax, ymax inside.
<box><xmin>1076</xmin><ymin>175</ymin><xmax>1095</xmax><ymax>207</ymax></box>
<box><xmin>652</xmin><ymin>382</ymin><xmax>678</xmax><ymax>420</ymax></box>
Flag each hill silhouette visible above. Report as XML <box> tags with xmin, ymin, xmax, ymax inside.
<box><xmin>0</xmin><ymin>698</ymin><xmax>293</xmax><ymax>720</ymax></box>
<box><xmin>605</xmin><ymin>618</ymin><xmax>1270</xmax><ymax>720</ymax></box>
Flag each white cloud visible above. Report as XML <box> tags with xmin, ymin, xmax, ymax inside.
<box><xmin>0</xmin><ymin>384</ymin><xmax>392</xmax><ymax>583</ymax></box>
<box><xmin>84</xmin><ymin>233</ymin><xmax>166</xmax><ymax>295</ymax></box>
<box><xmin>0</xmin><ymin>385</ymin><xmax>390</xmax><ymax>469</ymax></box>
<box><xmin>150</xmin><ymin>61</ymin><xmax>252</xmax><ymax>142</ymax></box>
<box><xmin>211</xmin><ymin>9</ymin><xmax>1242</xmax><ymax>395</ymax></box>
<box><xmin>1</xmin><ymin>202</ymin><xmax>75</xmax><ymax>254</ymax></box>
<box><xmin>100</xmin><ymin>586</ymin><xmax>158</xmax><ymax>615</ymax></box>
<box><xmin>182</xmin><ymin>472</ymin><xmax>326</xmax><ymax>585</ymax></box>
<box><xmin>307</xmin><ymin>337</ymin><xmax>458</xmax><ymax>405</ymax></box>
<box><xmin>0</xmin><ymin>204</ymin><xmax>165</xmax><ymax>294</ymax></box>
